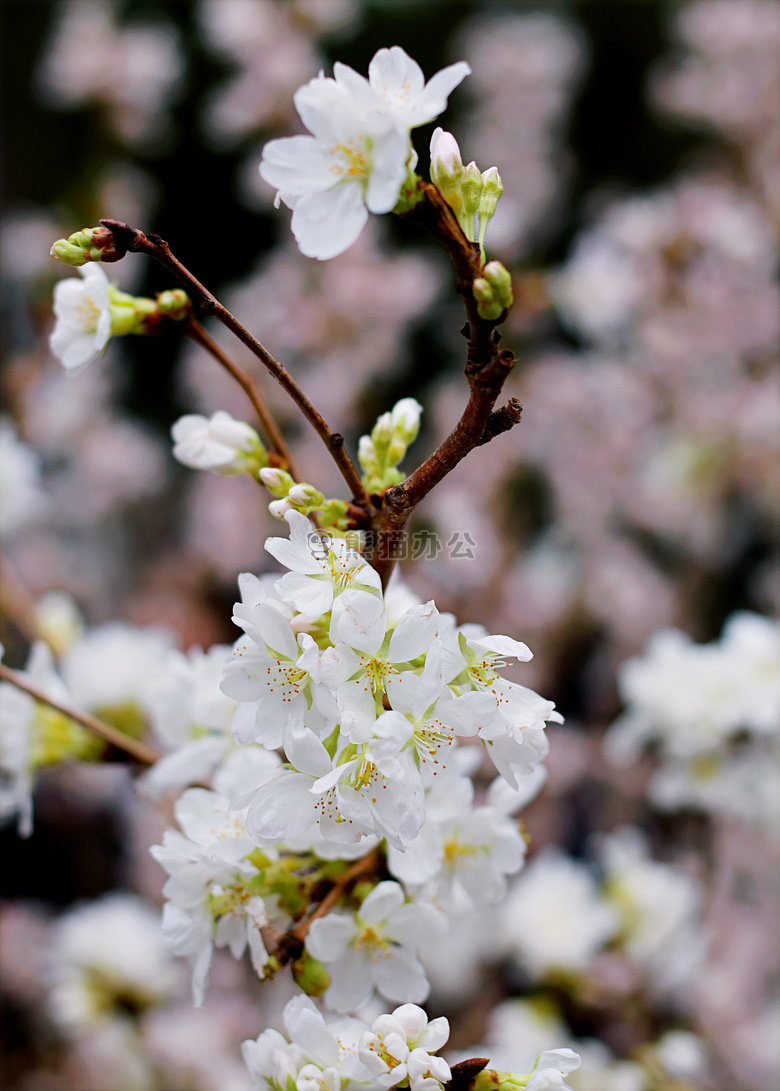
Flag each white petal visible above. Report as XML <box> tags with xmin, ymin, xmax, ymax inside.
<box><xmin>291</xmin><ymin>185</ymin><xmax>369</xmax><ymax>261</ymax></box>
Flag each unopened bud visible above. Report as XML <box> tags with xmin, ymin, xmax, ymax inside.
<box><xmin>288</xmin><ymin>483</ymin><xmax>324</xmax><ymax>510</ymax></box>
<box><xmin>479</xmin><ymin>167</ymin><xmax>503</xmax><ymax>220</ymax></box>
<box><xmin>461</xmin><ymin>161</ymin><xmax>484</xmax><ymax>241</ymax></box>
<box><xmin>483</xmin><ymin>261</ymin><xmax>513</xmax><ymax>312</ymax></box>
<box><xmin>50</xmin><ymin>225</ymin><xmax>124</xmax><ymax>266</ymax></box>
<box><xmin>156</xmin><ymin>289</ymin><xmax>190</xmax><ymax>321</ymax></box>
<box><xmin>430</xmin><ymin>127</ymin><xmax>464</xmax><ymax>189</ymax></box>
<box><xmin>472</xmin><ymin>278</ymin><xmax>495</xmax><ymax>304</ymax></box>
<box><xmin>291</xmin><ymin>949</ymin><xmax>330</xmax><ymax>997</ymax></box>
<box><xmin>259</xmin><ymin>467</ymin><xmax>294</xmax><ymax>497</ymax></box>
<box><xmin>390</xmin><ymin>397</ymin><xmax>422</xmax><ymax>445</ymax></box>
<box><xmin>269</xmin><ymin>498</ymin><xmax>294</xmax><ymax>520</ymax></box>
<box><xmin>371</xmin><ymin>411</ymin><xmax>394</xmax><ymax>454</ymax></box>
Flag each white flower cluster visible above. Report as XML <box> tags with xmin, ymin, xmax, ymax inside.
<box><xmin>606</xmin><ymin>612</ymin><xmax>780</xmax><ymax>821</ymax></box>
<box><xmin>259</xmin><ymin>46</ymin><xmax>470</xmax><ymax>258</ymax></box>
<box><xmin>243</xmin><ymin>996</ymin><xmax>580</xmax><ymax>1091</ymax></box>
<box><xmin>147</xmin><ymin>509</ymin><xmax>559</xmax><ymax>1009</ymax></box>
<box><xmin>221</xmin><ymin>509</ymin><xmax>560</xmax><ymax>852</ymax></box>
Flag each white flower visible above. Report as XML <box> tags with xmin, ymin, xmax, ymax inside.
<box><xmin>315</xmin><ymin>592</ymin><xmax>440</xmax><ymax>743</ymax></box>
<box><xmin>171</xmin><ymin>410</ymin><xmax>264</xmax><ymax>475</ymax></box>
<box><xmin>246</xmin><ymin>713</ymin><xmax>424</xmax><ymax>851</ymax></box>
<box><xmin>150</xmin><ymin>788</ymin><xmax>272</xmax><ymax>1004</ymax></box>
<box><xmin>502</xmin><ymin>850</ymin><xmax>620</xmax><ymax>980</ymax></box>
<box><xmin>359</xmin><ymin>1004</ymin><xmax>451</xmax><ymax>1091</ymax></box>
<box><xmin>340</xmin><ymin>47</ymin><xmax>470</xmax><ymax>129</ymax></box>
<box><xmin>50</xmin><ymin>264</ymin><xmax>113</xmax><ymax>374</ymax></box>
<box><xmin>386</xmin><ymin>771</ymin><xmax>534</xmax><ymax>912</ymax></box>
<box><xmin>0</xmin><ymin>640</ymin><xmax>73</xmax><ymax>837</ymax></box>
<box><xmin>259</xmin><ymin>70</ymin><xmax>409</xmax><ymax>259</ymax></box>
<box><xmin>525</xmin><ymin>1049</ymin><xmax>582</xmax><ymax>1091</ymax></box>
<box><xmin>0</xmin><ymin>417</ymin><xmax>46</xmax><ymax>539</ymax></box>
<box><xmin>306</xmin><ymin>880</ymin><xmax>444</xmax><ymax>1012</ymax></box>
<box><xmin>49</xmin><ymin>893</ymin><xmax>178</xmax><ymax>1029</ymax></box>
<box><xmin>242</xmin><ymin>995</ymin><xmax>373</xmax><ymax>1091</ymax></box>
<box><xmin>265</xmin><ymin>510</ymin><xmax>382</xmax><ymax>620</ymax></box>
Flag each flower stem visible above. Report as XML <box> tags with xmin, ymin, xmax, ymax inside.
<box><xmin>0</xmin><ymin>664</ymin><xmax>160</xmax><ymax>766</ymax></box>
<box><xmin>99</xmin><ymin>220</ymin><xmax>374</xmax><ymax>515</ymax></box>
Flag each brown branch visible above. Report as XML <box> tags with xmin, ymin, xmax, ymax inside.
<box><xmin>0</xmin><ymin>664</ymin><xmax>160</xmax><ymax>766</ymax></box>
<box><xmin>270</xmin><ymin>848</ymin><xmax>382</xmax><ymax>968</ymax></box>
<box><xmin>369</xmin><ymin>183</ymin><xmax>522</xmax><ymax>585</ymax></box>
<box><xmin>99</xmin><ymin>220</ymin><xmax>373</xmax><ymax>515</ymax></box>
<box><xmin>184</xmin><ymin>319</ymin><xmax>301</xmax><ymax>480</ymax></box>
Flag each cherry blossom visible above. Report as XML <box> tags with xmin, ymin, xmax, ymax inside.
<box><xmin>50</xmin><ymin>263</ymin><xmax>113</xmax><ymax>374</ymax></box>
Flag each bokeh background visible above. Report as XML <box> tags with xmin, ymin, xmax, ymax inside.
<box><xmin>1</xmin><ymin>1</ymin><xmax>778</xmax><ymax>1089</ymax></box>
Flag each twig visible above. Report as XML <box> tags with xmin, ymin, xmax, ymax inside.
<box><xmin>0</xmin><ymin>554</ymin><xmax>40</xmax><ymax>643</ymax></box>
<box><xmin>0</xmin><ymin>664</ymin><xmax>160</xmax><ymax>766</ymax></box>
<box><xmin>369</xmin><ymin>183</ymin><xmax>523</xmax><ymax>586</ymax></box>
<box><xmin>271</xmin><ymin>848</ymin><xmax>381</xmax><ymax>967</ymax></box>
<box><xmin>184</xmin><ymin>319</ymin><xmax>301</xmax><ymax>480</ymax></box>
<box><xmin>99</xmin><ymin>220</ymin><xmax>373</xmax><ymax>514</ymax></box>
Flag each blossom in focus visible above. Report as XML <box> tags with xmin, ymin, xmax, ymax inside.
<box><xmin>341</xmin><ymin>46</ymin><xmax>470</xmax><ymax>129</ymax></box>
<box><xmin>259</xmin><ymin>69</ymin><xmax>409</xmax><ymax>260</ymax></box>
<box><xmin>49</xmin><ymin>263</ymin><xmax>113</xmax><ymax>374</ymax></box>
<box><xmin>242</xmin><ymin>994</ymin><xmax>374</xmax><ymax>1091</ymax></box>
<box><xmin>359</xmin><ymin>1003</ymin><xmax>451</xmax><ymax>1091</ymax></box>
<box><xmin>306</xmin><ymin>880</ymin><xmax>444</xmax><ymax>1011</ymax></box>
<box><xmin>171</xmin><ymin>410</ymin><xmax>268</xmax><ymax>476</ymax></box>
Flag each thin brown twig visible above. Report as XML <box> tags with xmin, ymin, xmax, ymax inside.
<box><xmin>184</xmin><ymin>319</ymin><xmax>302</xmax><ymax>481</ymax></box>
<box><xmin>99</xmin><ymin>220</ymin><xmax>374</xmax><ymax>515</ymax></box>
<box><xmin>270</xmin><ymin>848</ymin><xmax>381</xmax><ymax>967</ymax></box>
<box><xmin>368</xmin><ymin>182</ymin><xmax>523</xmax><ymax>587</ymax></box>
<box><xmin>0</xmin><ymin>664</ymin><xmax>160</xmax><ymax>766</ymax></box>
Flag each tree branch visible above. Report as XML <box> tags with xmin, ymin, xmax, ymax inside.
<box><xmin>184</xmin><ymin>319</ymin><xmax>301</xmax><ymax>480</ymax></box>
<box><xmin>99</xmin><ymin>220</ymin><xmax>373</xmax><ymax>515</ymax></box>
<box><xmin>369</xmin><ymin>183</ymin><xmax>522</xmax><ymax>585</ymax></box>
<box><xmin>0</xmin><ymin>664</ymin><xmax>160</xmax><ymax>766</ymax></box>
<box><xmin>269</xmin><ymin>848</ymin><xmax>382</xmax><ymax>968</ymax></box>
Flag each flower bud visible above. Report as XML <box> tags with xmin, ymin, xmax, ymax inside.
<box><xmin>430</xmin><ymin>127</ymin><xmax>464</xmax><ymax>189</ymax></box>
<box><xmin>479</xmin><ymin>167</ymin><xmax>504</xmax><ymax>220</ymax></box>
<box><xmin>371</xmin><ymin>411</ymin><xmax>394</xmax><ymax>456</ymax></box>
<box><xmin>269</xmin><ymin>498</ymin><xmax>294</xmax><ymax>519</ymax></box>
<box><xmin>461</xmin><ymin>161</ymin><xmax>484</xmax><ymax>241</ymax></box>
<box><xmin>259</xmin><ymin>467</ymin><xmax>294</xmax><ymax>496</ymax></box>
<box><xmin>291</xmin><ymin>949</ymin><xmax>330</xmax><ymax>997</ymax></box>
<box><xmin>156</xmin><ymin>289</ymin><xmax>191</xmax><ymax>321</ymax></box>
<box><xmin>483</xmin><ymin>260</ymin><xmax>514</xmax><ymax>313</ymax></box>
<box><xmin>288</xmin><ymin>483</ymin><xmax>324</xmax><ymax>510</ymax></box>
<box><xmin>390</xmin><ymin>397</ymin><xmax>422</xmax><ymax>446</ymax></box>
<box><xmin>472</xmin><ymin>278</ymin><xmax>495</xmax><ymax>304</ymax></box>
<box><xmin>50</xmin><ymin>225</ymin><xmax>124</xmax><ymax>266</ymax></box>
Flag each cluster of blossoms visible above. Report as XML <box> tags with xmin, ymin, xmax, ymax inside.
<box><xmin>242</xmin><ymin>996</ymin><xmax>580</xmax><ymax>1091</ymax></box>
<box><xmin>149</xmin><ymin>497</ymin><xmax>560</xmax><ymax>1010</ymax></box>
<box><xmin>606</xmin><ymin>612</ymin><xmax>780</xmax><ymax>821</ymax></box>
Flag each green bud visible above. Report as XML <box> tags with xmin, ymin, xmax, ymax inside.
<box><xmin>107</xmin><ymin>286</ymin><xmax>158</xmax><ymax>336</ymax></box>
<box><xmin>478</xmin><ymin>167</ymin><xmax>503</xmax><ymax>220</ymax></box>
<box><xmin>461</xmin><ymin>161</ymin><xmax>484</xmax><ymax>241</ymax></box>
<box><xmin>371</xmin><ymin>411</ymin><xmax>394</xmax><ymax>455</ymax></box>
<box><xmin>50</xmin><ymin>225</ymin><xmax>124</xmax><ymax>266</ymax></box>
<box><xmin>483</xmin><ymin>261</ymin><xmax>513</xmax><ymax>312</ymax></box>
<box><xmin>291</xmin><ymin>949</ymin><xmax>331</xmax><ymax>997</ymax></box>
<box><xmin>259</xmin><ymin>467</ymin><xmax>295</xmax><ymax>497</ymax></box>
<box><xmin>157</xmin><ymin>289</ymin><xmax>191</xmax><ymax>321</ymax></box>
<box><xmin>477</xmin><ymin>168</ymin><xmax>504</xmax><ymax>258</ymax></box>
<box><xmin>288</xmin><ymin>483</ymin><xmax>325</xmax><ymax>511</ymax></box>
<box><xmin>472</xmin><ymin>278</ymin><xmax>495</xmax><ymax>304</ymax></box>
<box><xmin>473</xmin><ymin>1071</ymin><xmax>527</xmax><ymax>1091</ymax></box>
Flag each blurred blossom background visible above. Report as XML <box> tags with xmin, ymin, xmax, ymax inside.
<box><xmin>1</xmin><ymin>1</ymin><xmax>778</xmax><ymax>1089</ymax></box>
